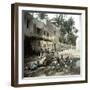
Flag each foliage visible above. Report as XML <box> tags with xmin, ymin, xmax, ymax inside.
<box><xmin>52</xmin><ymin>14</ymin><xmax>78</xmax><ymax>45</ymax></box>
<box><xmin>37</xmin><ymin>12</ymin><xmax>48</xmax><ymax>20</ymax></box>
<box><xmin>66</xmin><ymin>32</ymin><xmax>77</xmax><ymax>45</ymax></box>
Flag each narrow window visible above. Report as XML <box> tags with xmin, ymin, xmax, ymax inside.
<box><xmin>37</xmin><ymin>28</ymin><xmax>41</xmax><ymax>34</ymax></box>
<box><xmin>47</xmin><ymin>32</ymin><xmax>49</xmax><ymax>37</ymax></box>
<box><xmin>27</xmin><ymin>19</ymin><xmax>30</xmax><ymax>28</ymax></box>
<box><xmin>54</xmin><ymin>31</ymin><xmax>56</xmax><ymax>35</ymax></box>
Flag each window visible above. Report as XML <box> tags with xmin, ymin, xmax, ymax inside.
<box><xmin>33</xmin><ymin>24</ymin><xmax>36</xmax><ymax>29</ymax></box>
<box><xmin>47</xmin><ymin>32</ymin><xmax>49</xmax><ymax>37</ymax></box>
<box><xmin>37</xmin><ymin>28</ymin><xmax>41</xmax><ymax>34</ymax></box>
<box><xmin>43</xmin><ymin>31</ymin><xmax>49</xmax><ymax>37</ymax></box>
<box><xmin>44</xmin><ymin>31</ymin><xmax>46</xmax><ymax>35</ymax></box>
<box><xmin>54</xmin><ymin>31</ymin><xmax>56</xmax><ymax>35</ymax></box>
<box><xmin>27</xmin><ymin>19</ymin><xmax>30</xmax><ymax>28</ymax></box>
<box><xmin>43</xmin><ymin>44</ymin><xmax>46</xmax><ymax>48</ymax></box>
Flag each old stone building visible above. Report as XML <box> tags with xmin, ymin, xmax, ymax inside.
<box><xmin>22</xmin><ymin>12</ymin><xmax>61</xmax><ymax>57</ymax></box>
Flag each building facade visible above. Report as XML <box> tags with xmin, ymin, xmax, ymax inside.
<box><xmin>22</xmin><ymin>12</ymin><xmax>61</xmax><ymax>57</ymax></box>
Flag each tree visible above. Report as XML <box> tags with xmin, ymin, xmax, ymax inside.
<box><xmin>51</xmin><ymin>14</ymin><xmax>66</xmax><ymax>27</ymax></box>
<box><xmin>37</xmin><ymin>12</ymin><xmax>48</xmax><ymax>20</ymax></box>
<box><xmin>61</xmin><ymin>17</ymin><xmax>75</xmax><ymax>34</ymax></box>
<box><xmin>66</xmin><ymin>32</ymin><xmax>77</xmax><ymax>45</ymax></box>
<box><xmin>64</xmin><ymin>17</ymin><xmax>78</xmax><ymax>45</ymax></box>
<box><xmin>51</xmin><ymin>14</ymin><xmax>78</xmax><ymax>45</ymax></box>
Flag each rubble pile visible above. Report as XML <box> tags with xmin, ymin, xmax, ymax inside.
<box><xmin>24</xmin><ymin>52</ymin><xmax>80</xmax><ymax>77</ymax></box>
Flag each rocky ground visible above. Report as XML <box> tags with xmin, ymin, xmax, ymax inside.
<box><xmin>24</xmin><ymin>50</ymin><xmax>80</xmax><ymax>77</ymax></box>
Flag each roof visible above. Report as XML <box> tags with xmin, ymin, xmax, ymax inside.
<box><xmin>33</xmin><ymin>18</ymin><xmax>59</xmax><ymax>35</ymax></box>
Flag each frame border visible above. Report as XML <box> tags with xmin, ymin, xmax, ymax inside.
<box><xmin>11</xmin><ymin>3</ymin><xmax>88</xmax><ymax>87</ymax></box>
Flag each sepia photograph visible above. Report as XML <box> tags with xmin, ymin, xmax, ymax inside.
<box><xmin>11</xmin><ymin>3</ymin><xmax>87</xmax><ymax>87</ymax></box>
<box><xmin>23</xmin><ymin>11</ymin><xmax>81</xmax><ymax>77</ymax></box>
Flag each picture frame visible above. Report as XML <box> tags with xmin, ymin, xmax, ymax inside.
<box><xmin>11</xmin><ymin>3</ymin><xmax>88</xmax><ymax>87</ymax></box>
